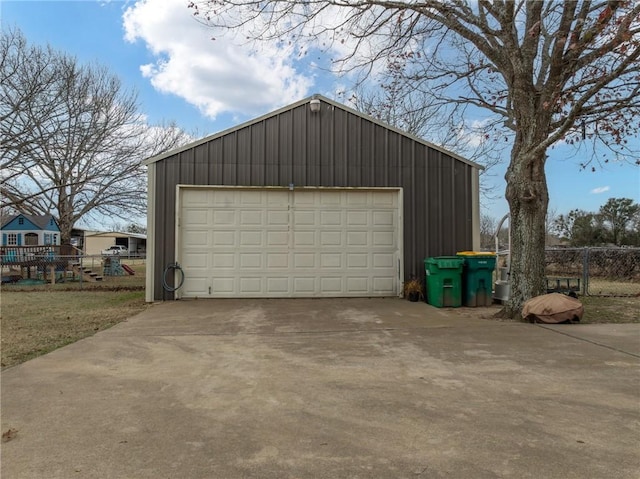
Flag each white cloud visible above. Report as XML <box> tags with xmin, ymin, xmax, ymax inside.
<box><xmin>590</xmin><ymin>186</ymin><xmax>610</xmax><ymax>194</ymax></box>
<box><xmin>122</xmin><ymin>0</ymin><xmax>314</xmax><ymax>119</ymax></box>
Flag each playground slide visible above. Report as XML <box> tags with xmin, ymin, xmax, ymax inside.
<box><xmin>121</xmin><ymin>264</ymin><xmax>135</xmax><ymax>275</ymax></box>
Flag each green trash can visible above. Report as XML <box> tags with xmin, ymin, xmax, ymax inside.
<box><xmin>457</xmin><ymin>252</ymin><xmax>497</xmax><ymax>307</ymax></box>
<box><xmin>424</xmin><ymin>256</ymin><xmax>465</xmax><ymax>308</ymax></box>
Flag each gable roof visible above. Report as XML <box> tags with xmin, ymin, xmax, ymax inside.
<box><xmin>1</xmin><ymin>213</ymin><xmax>60</xmax><ymax>231</ymax></box>
<box><xmin>86</xmin><ymin>231</ymin><xmax>147</xmax><ymax>240</ymax></box>
<box><xmin>144</xmin><ymin>94</ymin><xmax>483</xmax><ymax>170</ymax></box>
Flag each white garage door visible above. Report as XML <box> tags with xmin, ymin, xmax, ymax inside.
<box><xmin>177</xmin><ymin>187</ymin><xmax>403</xmax><ymax>298</ymax></box>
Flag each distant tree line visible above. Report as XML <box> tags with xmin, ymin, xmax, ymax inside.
<box><xmin>552</xmin><ymin>198</ymin><xmax>640</xmax><ymax>247</ymax></box>
<box><xmin>480</xmin><ymin>198</ymin><xmax>640</xmax><ymax>249</ymax></box>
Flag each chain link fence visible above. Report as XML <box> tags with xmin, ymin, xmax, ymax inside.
<box><xmin>545</xmin><ymin>247</ymin><xmax>640</xmax><ymax>297</ymax></box>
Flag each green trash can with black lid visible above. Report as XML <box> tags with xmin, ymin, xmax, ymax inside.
<box><xmin>457</xmin><ymin>252</ymin><xmax>497</xmax><ymax>307</ymax></box>
<box><xmin>424</xmin><ymin>256</ymin><xmax>465</xmax><ymax>308</ymax></box>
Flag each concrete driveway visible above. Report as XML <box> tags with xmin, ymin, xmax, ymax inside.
<box><xmin>2</xmin><ymin>298</ymin><xmax>639</xmax><ymax>478</ymax></box>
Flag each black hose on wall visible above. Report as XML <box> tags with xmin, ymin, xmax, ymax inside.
<box><xmin>162</xmin><ymin>262</ymin><xmax>185</xmax><ymax>292</ymax></box>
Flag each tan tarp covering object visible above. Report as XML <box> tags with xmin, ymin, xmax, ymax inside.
<box><xmin>522</xmin><ymin>293</ymin><xmax>584</xmax><ymax>324</ymax></box>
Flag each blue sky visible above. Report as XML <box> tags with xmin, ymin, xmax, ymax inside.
<box><xmin>1</xmin><ymin>0</ymin><xmax>639</xmax><ymax>223</ymax></box>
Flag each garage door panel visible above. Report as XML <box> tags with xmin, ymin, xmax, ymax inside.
<box><xmin>293</xmin><ymin>277</ymin><xmax>316</xmax><ymax>294</ymax></box>
<box><xmin>320</xmin><ymin>253</ymin><xmax>342</xmax><ymax>268</ymax></box>
<box><xmin>294</xmin><ymin>231</ymin><xmax>315</xmax><ymax>247</ymax></box>
<box><xmin>212</xmin><ymin>277</ymin><xmax>235</xmax><ymax>293</ymax></box>
<box><xmin>239</xmin><ymin>253</ymin><xmax>262</xmax><ymax>268</ymax></box>
<box><xmin>239</xmin><ymin>277</ymin><xmax>261</xmax><ymax>293</ymax></box>
<box><xmin>213</xmin><ymin>210</ymin><xmax>235</xmax><ymax>225</ymax></box>
<box><xmin>320</xmin><ymin>277</ymin><xmax>343</xmax><ymax>293</ymax></box>
<box><xmin>319</xmin><ymin>231</ymin><xmax>341</xmax><ymax>246</ymax></box>
<box><xmin>183</xmin><ymin>277</ymin><xmax>209</xmax><ymax>296</ymax></box>
<box><xmin>267</xmin><ymin>253</ymin><xmax>288</xmax><ymax>268</ymax></box>
<box><xmin>373</xmin><ymin>210</ymin><xmax>395</xmax><ymax>226</ymax></box>
<box><xmin>239</xmin><ymin>190</ymin><xmax>263</xmax><ymax>205</ymax></box>
<box><xmin>267</xmin><ymin>231</ymin><xmax>289</xmax><ymax>246</ymax></box>
<box><xmin>179</xmin><ymin>188</ymin><xmax>401</xmax><ymax>298</ymax></box>
<box><xmin>211</xmin><ymin>191</ymin><xmax>238</xmax><ymax>206</ymax></box>
<box><xmin>320</xmin><ymin>210</ymin><xmax>342</xmax><ymax>226</ymax></box>
<box><xmin>183</xmin><ymin>209</ymin><xmax>209</xmax><ymax>226</ymax></box>
<box><xmin>240</xmin><ymin>210</ymin><xmax>263</xmax><ymax>225</ymax></box>
<box><xmin>293</xmin><ymin>253</ymin><xmax>316</xmax><ymax>268</ymax></box>
<box><xmin>293</xmin><ymin>210</ymin><xmax>315</xmax><ymax>225</ymax></box>
<box><xmin>267</xmin><ymin>210</ymin><xmax>288</xmax><ymax>225</ymax></box>
<box><xmin>347</xmin><ymin>231</ymin><xmax>368</xmax><ymax>246</ymax></box>
<box><xmin>182</xmin><ymin>252</ymin><xmax>209</xmax><ymax>269</ymax></box>
<box><xmin>212</xmin><ymin>253</ymin><xmax>235</xmax><ymax>268</ymax></box>
<box><xmin>373</xmin><ymin>253</ymin><xmax>394</xmax><ymax>268</ymax></box>
<box><xmin>347</xmin><ymin>253</ymin><xmax>368</xmax><ymax>268</ymax></box>
<box><xmin>267</xmin><ymin>277</ymin><xmax>289</xmax><ymax>293</ymax></box>
<box><xmin>319</xmin><ymin>192</ymin><xmax>342</xmax><ymax>205</ymax></box>
<box><xmin>239</xmin><ymin>231</ymin><xmax>263</xmax><ymax>246</ymax></box>
<box><xmin>347</xmin><ymin>210</ymin><xmax>368</xmax><ymax>226</ymax></box>
<box><xmin>184</xmin><ymin>231</ymin><xmax>208</xmax><ymax>247</ymax></box>
<box><xmin>372</xmin><ymin>193</ymin><xmax>397</xmax><ymax>207</ymax></box>
<box><xmin>346</xmin><ymin>192</ymin><xmax>368</xmax><ymax>206</ymax></box>
<box><xmin>373</xmin><ymin>277</ymin><xmax>395</xmax><ymax>292</ymax></box>
<box><xmin>266</xmin><ymin>191</ymin><xmax>289</xmax><ymax>206</ymax></box>
<box><xmin>346</xmin><ymin>277</ymin><xmax>368</xmax><ymax>293</ymax></box>
<box><xmin>373</xmin><ymin>231</ymin><xmax>395</xmax><ymax>247</ymax></box>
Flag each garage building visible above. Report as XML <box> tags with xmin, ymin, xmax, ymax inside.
<box><xmin>145</xmin><ymin>95</ymin><xmax>482</xmax><ymax>301</ymax></box>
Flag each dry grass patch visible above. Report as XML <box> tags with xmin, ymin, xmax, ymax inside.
<box><xmin>474</xmin><ymin>295</ymin><xmax>639</xmax><ymax>323</ymax></box>
<box><xmin>1</xmin><ymin>290</ymin><xmax>149</xmax><ymax>369</ymax></box>
<box><xmin>579</xmin><ymin>295</ymin><xmax>640</xmax><ymax>324</ymax></box>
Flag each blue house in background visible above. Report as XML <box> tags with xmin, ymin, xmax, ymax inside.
<box><xmin>1</xmin><ymin>214</ymin><xmax>61</xmax><ymax>246</ymax></box>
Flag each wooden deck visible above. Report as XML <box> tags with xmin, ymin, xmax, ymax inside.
<box><xmin>1</xmin><ymin>245</ymin><xmax>83</xmax><ymax>283</ymax></box>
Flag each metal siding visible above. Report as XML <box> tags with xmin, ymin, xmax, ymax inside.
<box><xmin>292</xmin><ymin>106</ymin><xmax>307</xmax><ymax>185</ymax></box>
<box><xmin>306</xmin><ymin>105</ymin><xmax>321</xmax><ymax>185</ymax></box>
<box><xmin>151</xmin><ymin>101</ymin><xmax>476</xmax><ymax>300</ymax></box>
<box><xmin>455</xmin><ymin>162</ymin><xmax>471</xmax><ymax>253</ymax></box>
<box><xmin>426</xmin><ymin>149</ymin><xmax>441</xmax><ymax>258</ymax></box>
<box><xmin>441</xmin><ymin>154</ymin><xmax>455</xmax><ymax>254</ymax></box>
<box><xmin>264</xmin><ymin>117</ymin><xmax>279</xmax><ymax>184</ymax></box>
<box><xmin>413</xmin><ymin>144</ymin><xmax>428</xmax><ymax>277</ymax></box>
<box><xmin>278</xmin><ymin>111</ymin><xmax>293</xmax><ymax>184</ymax></box>
<box><xmin>362</xmin><ymin>120</ymin><xmax>372</xmax><ymax>186</ymax></box>
<box><xmin>236</xmin><ymin>128</ymin><xmax>252</xmax><ymax>184</ymax></box>
<box><xmin>333</xmin><ymin>109</ymin><xmax>348</xmax><ymax>185</ymax></box>
<box><xmin>181</xmin><ymin>149</ymin><xmax>195</xmax><ymax>185</ymax></box>
<box><xmin>250</xmin><ymin>123</ymin><xmax>265</xmax><ymax>185</ymax></box>
<box><xmin>194</xmin><ymin>143</ymin><xmax>209</xmax><ymax>184</ymax></box>
<box><xmin>209</xmin><ymin>140</ymin><xmax>223</xmax><ymax>183</ymax></box>
<box><xmin>348</xmin><ymin>114</ymin><xmax>361</xmax><ymax>169</ymax></box>
<box><xmin>319</xmin><ymin>104</ymin><xmax>334</xmax><ymax>185</ymax></box>
<box><xmin>222</xmin><ymin>133</ymin><xmax>237</xmax><ymax>184</ymax></box>
<box><xmin>402</xmin><ymin>140</ymin><xmax>416</xmax><ymax>277</ymax></box>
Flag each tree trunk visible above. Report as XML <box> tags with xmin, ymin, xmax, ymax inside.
<box><xmin>57</xmin><ymin>189</ymin><xmax>74</xmax><ymax>246</ymax></box>
<box><xmin>503</xmin><ymin>142</ymin><xmax>549</xmax><ymax>318</ymax></box>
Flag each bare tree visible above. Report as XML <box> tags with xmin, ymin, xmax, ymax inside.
<box><xmin>0</xmin><ymin>27</ymin><xmax>69</xmax><ymax>177</ymax></box>
<box><xmin>1</xmin><ymin>29</ymin><xmax>192</xmax><ymax>244</ymax></box>
<box><xmin>346</xmin><ymin>57</ymin><xmax>503</xmax><ymax>199</ymax></box>
<box><xmin>479</xmin><ymin>213</ymin><xmax>497</xmax><ymax>249</ymax></box>
<box><xmin>189</xmin><ymin>0</ymin><xmax>640</xmax><ymax>316</ymax></box>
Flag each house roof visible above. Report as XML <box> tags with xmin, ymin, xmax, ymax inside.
<box><xmin>144</xmin><ymin>94</ymin><xmax>483</xmax><ymax>170</ymax></box>
<box><xmin>1</xmin><ymin>213</ymin><xmax>59</xmax><ymax>231</ymax></box>
<box><xmin>86</xmin><ymin>231</ymin><xmax>147</xmax><ymax>240</ymax></box>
